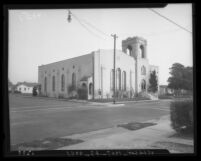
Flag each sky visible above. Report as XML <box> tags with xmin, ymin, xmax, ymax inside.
<box><xmin>8</xmin><ymin>4</ymin><xmax>193</xmax><ymax>85</ymax></box>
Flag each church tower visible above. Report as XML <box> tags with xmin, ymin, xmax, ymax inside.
<box><xmin>122</xmin><ymin>37</ymin><xmax>149</xmax><ymax>94</ymax></box>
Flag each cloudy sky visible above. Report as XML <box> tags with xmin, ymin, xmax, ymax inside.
<box><xmin>8</xmin><ymin>4</ymin><xmax>193</xmax><ymax>85</ymax></box>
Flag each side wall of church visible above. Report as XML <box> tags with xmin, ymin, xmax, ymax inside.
<box><xmin>38</xmin><ymin>53</ymin><xmax>93</xmax><ymax>98</ymax></box>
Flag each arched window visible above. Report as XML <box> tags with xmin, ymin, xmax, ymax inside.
<box><xmin>89</xmin><ymin>83</ymin><xmax>93</xmax><ymax>95</ymax></box>
<box><xmin>141</xmin><ymin>66</ymin><xmax>146</xmax><ymax>75</ymax></box>
<box><xmin>72</xmin><ymin>72</ymin><xmax>76</xmax><ymax>88</ymax></box>
<box><xmin>116</xmin><ymin>68</ymin><xmax>121</xmax><ymax>90</ymax></box>
<box><xmin>140</xmin><ymin>45</ymin><xmax>145</xmax><ymax>58</ymax></box>
<box><xmin>52</xmin><ymin>76</ymin><xmax>55</xmax><ymax>91</ymax></box>
<box><xmin>110</xmin><ymin>69</ymin><xmax>114</xmax><ymax>90</ymax></box>
<box><xmin>141</xmin><ymin>79</ymin><xmax>146</xmax><ymax>90</ymax></box>
<box><xmin>126</xmin><ymin>45</ymin><xmax>132</xmax><ymax>56</ymax></box>
<box><xmin>61</xmin><ymin>74</ymin><xmax>65</xmax><ymax>91</ymax></box>
<box><xmin>44</xmin><ymin>77</ymin><xmax>47</xmax><ymax>93</ymax></box>
<box><xmin>122</xmin><ymin>71</ymin><xmax>126</xmax><ymax>90</ymax></box>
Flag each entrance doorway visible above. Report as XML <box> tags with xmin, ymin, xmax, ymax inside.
<box><xmin>141</xmin><ymin>79</ymin><xmax>146</xmax><ymax>91</ymax></box>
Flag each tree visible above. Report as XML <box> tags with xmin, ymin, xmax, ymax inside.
<box><xmin>32</xmin><ymin>86</ymin><xmax>37</xmax><ymax>96</ymax></box>
<box><xmin>167</xmin><ymin>63</ymin><xmax>193</xmax><ymax>92</ymax></box>
<box><xmin>168</xmin><ymin>63</ymin><xmax>185</xmax><ymax>90</ymax></box>
<box><xmin>148</xmin><ymin>70</ymin><xmax>158</xmax><ymax>93</ymax></box>
<box><xmin>182</xmin><ymin>66</ymin><xmax>193</xmax><ymax>90</ymax></box>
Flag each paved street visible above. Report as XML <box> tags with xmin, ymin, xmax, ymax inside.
<box><xmin>9</xmin><ymin>94</ymin><xmax>171</xmax><ymax>145</ymax></box>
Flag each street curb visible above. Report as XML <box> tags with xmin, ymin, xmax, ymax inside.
<box><xmin>11</xmin><ymin>94</ymin><xmax>172</xmax><ymax>104</ymax></box>
<box><xmin>11</xmin><ymin>94</ymin><xmax>72</xmax><ymax>102</ymax></box>
<box><xmin>89</xmin><ymin>99</ymin><xmax>160</xmax><ymax>105</ymax></box>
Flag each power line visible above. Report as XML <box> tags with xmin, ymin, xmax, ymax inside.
<box><xmin>70</xmin><ymin>12</ymin><xmax>106</xmax><ymax>40</ymax></box>
<box><xmin>148</xmin><ymin>8</ymin><xmax>192</xmax><ymax>34</ymax></box>
<box><xmin>81</xmin><ymin>19</ymin><xmax>110</xmax><ymax>38</ymax></box>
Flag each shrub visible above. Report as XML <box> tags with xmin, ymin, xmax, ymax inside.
<box><xmin>32</xmin><ymin>86</ymin><xmax>37</xmax><ymax>96</ymax></box>
<box><xmin>68</xmin><ymin>85</ymin><xmax>76</xmax><ymax>93</ymax></box>
<box><xmin>115</xmin><ymin>90</ymin><xmax>124</xmax><ymax>98</ymax></box>
<box><xmin>123</xmin><ymin>91</ymin><xmax>129</xmax><ymax>98</ymax></box>
<box><xmin>58</xmin><ymin>93</ymin><xmax>64</xmax><ymax>99</ymax></box>
<box><xmin>170</xmin><ymin>99</ymin><xmax>193</xmax><ymax>134</ymax></box>
<box><xmin>77</xmin><ymin>88</ymin><xmax>87</xmax><ymax>99</ymax></box>
<box><xmin>158</xmin><ymin>95</ymin><xmax>173</xmax><ymax>99</ymax></box>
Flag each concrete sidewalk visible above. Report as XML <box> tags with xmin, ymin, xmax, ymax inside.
<box><xmin>57</xmin><ymin>115</ymin><xmax>194</xmax><ymax>153</ymax></box>
<box><xmin>15</xmin><ymin>94</ymin><xmax>162</xmax><ymax>104</ymax></box>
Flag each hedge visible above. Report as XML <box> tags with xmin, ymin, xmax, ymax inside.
<box><xmin>170</xmin><ymin>99</ymin><xmax>193</xmax><ymax>134</ymax></box>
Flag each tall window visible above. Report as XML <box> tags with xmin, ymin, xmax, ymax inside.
<box><xmin>122</xmin><ymin>71</ymin><xmax>126</xmax><ymax>90</ymax></box>
<box><xmin>110</xmin><ymin>69</ymin><xmax>114</xmax><ymax>90</ymax></box>
<box><xmin>141</xmin><ymin>66</ymin><xmax>146</xmax><ymax>75</ymax></box>
<box><xmin>52</xmin><ymin>76</ymin><xmax>55</xmax><ymax>91</ymax></box>
<box><xmin>126</xmin><ymin>45</ymin><xmax>132</xmax><ymax>56</ymax></box>
<box><xmin>89</xmin><ymin>83</ymin><xmax>93</xmax><ymax>95</ymax></box>
<box><xmin>72</xmin><ymin>72</ymin><xmax>76</xmax><ymax>88</ymax></box>
<box><xmin>116</xmin><ymin>68</ymin><xmax>121</xmax><ymax>90</ymax></box>
<box><xmin>44</xmin><ymin>77</ymin><xmax>47</xmax><ymax>93</ymax></box>
<box><xmin>140</xmin><ymin>45</ymin><xmax>145</xmax><ymax>58</ymax></box>
<box><xmin>61</xmin><ymin>74</ymin><xmax>65</xmax><ymax>91</ymax></box>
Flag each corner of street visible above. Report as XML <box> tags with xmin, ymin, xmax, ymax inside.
<box><xmin>9</xmin><ymin>94</ymin><xmax>193</xmax><ymax>153</ymax></box>
<box><xmin>57</xmin><ymin>114</ymin><xmax>194</xmax><ymax>153</ymax></box>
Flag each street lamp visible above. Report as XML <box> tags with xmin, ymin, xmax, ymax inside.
<box><xmin>67</xmin><ymin>10</ymin><xmax>72</xmax><ymax>23</ymax></box>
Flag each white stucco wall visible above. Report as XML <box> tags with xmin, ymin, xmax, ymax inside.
<box><xmin>93</xmin><ymin>49</ymin><xmax>135</xmax><ymax>99</ymax></box>
<box><xmin>38</xmin><ymin>53</ymin><xmax>93</xmax><ymax>98</ymax></box>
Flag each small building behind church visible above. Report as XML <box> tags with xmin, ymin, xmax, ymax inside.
<box><xmin>15</xmin><ymin>82</ymin><xmax>39</xmax><ymax>94</ymax></box>
<box><xmin>38</xmin><ymin>36</ymin><xmax>159</xmax><ymax>100</ymax></box>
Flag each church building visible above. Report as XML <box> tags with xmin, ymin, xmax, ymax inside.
<box><xmin>38</xmin><ymin>36</ymin><xmax>159</xmax><ymax>99</ymax></box>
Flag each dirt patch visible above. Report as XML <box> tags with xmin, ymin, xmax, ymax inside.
<box><xmin>117</xmin><ymin>122</ymin><xmax>157</xmax><ymax>131</ymax></box>
<box><xmin>151</xmin><ymin>141</ymin><xmax>194</xmax><ymax>153</ymax></box>
<box><xmin>11</xmin><ymin>137</ymin><xmax>84</xmax><ymax>151</ymax></box>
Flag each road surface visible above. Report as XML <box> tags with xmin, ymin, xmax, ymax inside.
<box><xmin>9</xmin><ymin>94</ymin><xmax>171</xmax><ymax>145</ymax></box>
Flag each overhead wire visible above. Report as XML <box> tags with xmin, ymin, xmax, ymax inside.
<box><xmin>148</xmin><ymin>8</ymin><xmax>192</xmax><ymax>34</ymax></box>
<box><xmin>70</xmin><ymin>11</ymin><xmax>109</xmax><ymax>40</ymax></box>
<box><xmin>80</xmin><ymin>19</ymin><xmax>111</xmax><ymax>38</ymax></box>
<box><xmin>68</xmin><ymin>9</ymin><xmax>191</xmax><ymax>42</ymax></box>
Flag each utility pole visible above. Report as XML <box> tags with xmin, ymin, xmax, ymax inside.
<box><xmin>111</xmin><ymin>34</ymin><xmax>118</xmax><ymax>104</ymax></box>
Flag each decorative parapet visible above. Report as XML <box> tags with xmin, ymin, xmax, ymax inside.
<box><xmin>122</xmin><ymin>36</ymin><xmax>147</xmax><ymax>45</ymax></box>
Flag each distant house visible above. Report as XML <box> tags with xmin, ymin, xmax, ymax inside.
<box><xmin>15</xmin><ymin>82</ymin><xmax>39</xmax><ymax>94</ymax></box>
<box><xmin>159</xmin><ymin>85</ymin><xmax>174</xmax><ymax>95</ymax></box>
